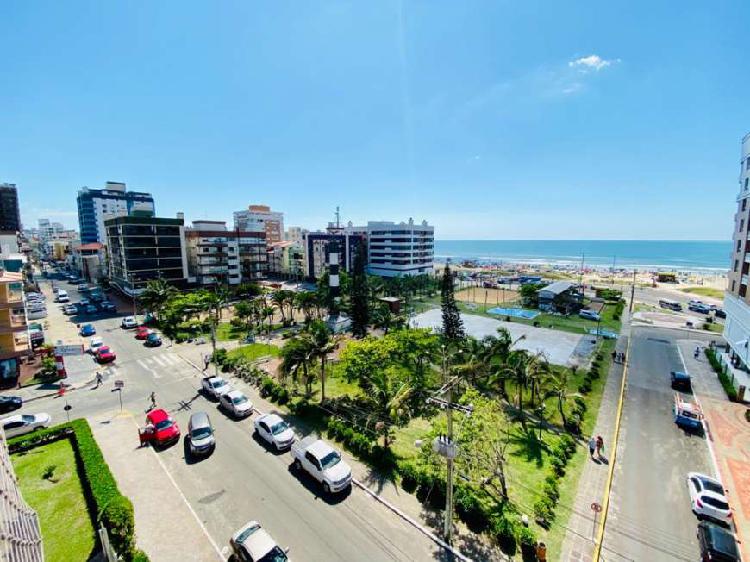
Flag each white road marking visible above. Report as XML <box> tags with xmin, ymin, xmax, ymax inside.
<box><xmin>676</xmin><ymin>344</ymin><xmax>721</xmax><ymax>479</ymax></box>
<box><xmin>136</xmin><ymin>358</ymin><xmax>162</xmax><ymax>379</ymax></box>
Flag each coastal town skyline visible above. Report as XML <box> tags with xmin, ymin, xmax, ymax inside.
<box><xmin>3</xmin><ymin>1</ymin><xmax>748</xmax><ymax>239</ymax></box>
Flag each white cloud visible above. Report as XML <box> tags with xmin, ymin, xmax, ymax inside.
<box><xmin>568</xmin><ymin>55</ymin><xmax>619</xmax><ymax>72</ymax></box>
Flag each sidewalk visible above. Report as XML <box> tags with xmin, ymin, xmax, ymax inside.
<box><xmin>90</xmin><ymin>411</ymin><xmax>223</xmax><ymax>562</ymax></box>
<box><xmin>559</xmin><ymin>311</ymin><xmax>631</xmax><ymax>562</ymax></box>
<box><xmin>679</xmin><ymin>341</ymin><xmax>750</xmax><ymax>562</ymax></box>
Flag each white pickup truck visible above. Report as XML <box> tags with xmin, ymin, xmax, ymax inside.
<box><xmin>291</xmin><ymin>436</ymin><xmax>352</xmax><ymax>494</ymax></box>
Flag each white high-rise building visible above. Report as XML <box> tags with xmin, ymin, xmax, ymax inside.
<box><xmin>345</xmin><ymin>218</ymin><xmax>434</xmax><ymax>277</ymax></box>
<box><xmin>233</xmin><ymin>204</ymin><xmax>284</xmax><ymax>244</ymax></box>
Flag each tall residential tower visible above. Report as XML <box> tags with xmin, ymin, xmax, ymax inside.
<box><xmin>77</xmin><ymin>182</ymin><xmax>155</xmax><ymax>244</ymax></box>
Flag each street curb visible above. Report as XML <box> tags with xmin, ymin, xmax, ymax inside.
<box><xmin>593</xmin><ymin>332</ymin><xmax>631</xmax><ymax>561</ymax></box>
<box><xmin>631</xmin><ymin>321</ymin><xmax>724</xmax><ymax>338</ymax></box>
<box><xmin>352</xmin><ymin>478</ymin><xmax>478</xmax><ymax>562</ymax></box>
<box><xmin>22</xmin><ymin>377</ymin><xmax>96</xmax><ymax>403</ymax></box>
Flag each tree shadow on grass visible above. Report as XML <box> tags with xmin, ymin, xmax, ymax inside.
<box><xmin>508</xmin><ymin>427</ymin><xmax>547</xmax><ymax>468</ymax></box>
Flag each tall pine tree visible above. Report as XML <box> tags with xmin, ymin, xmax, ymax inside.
<box><xmin>440</xmin><ymin>263</ymin><xmax>465</xmax><ymax>341</ymax></box>
<box><xmin>350</xmin><ymin>239</ymin><xmax>370</xmax><ymax>338</ymax></box>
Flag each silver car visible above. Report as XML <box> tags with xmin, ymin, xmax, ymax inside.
<box><xmin>188</xmin><ymin>411</ymin><xmax>215</xmax><ymax>455</ymax></box>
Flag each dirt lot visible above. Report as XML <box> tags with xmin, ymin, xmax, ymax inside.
<box><xmin>456</xmin><ymin>287</ymin><xmax>519</xmax><ymax>305</ymax></box>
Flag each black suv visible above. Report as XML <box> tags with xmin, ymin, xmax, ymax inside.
<box><xmin>697</xmin><ymin>521</ymin><xmax>739</xmax><ymax>561</ymax></box>
<box><xmin>670</xmin><ymin>370</ymin><xmax>692</xmax><ymax>391</ymax></box>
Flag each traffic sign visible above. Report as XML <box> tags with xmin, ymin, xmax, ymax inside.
<box><xmin>591</xmin><ymin>502</ymin><xmax>602</xmax><ymax>513</ymax></box>
<box><xmin>54</xmin><ymin>344</ymin><xmax>84</xmax><ymax>356</ymax></box>
<box><xmin>114</xmin><ymin>380</ymin><xmax>124</xmax><ymax>389</ymax></box>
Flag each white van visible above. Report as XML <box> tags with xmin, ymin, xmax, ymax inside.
<box><xmin>55</xmin><ymin>290</ymin><xmax>69</xmax><ymax>303</ymax></box>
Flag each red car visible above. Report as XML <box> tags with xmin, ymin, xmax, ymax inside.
<box><xmin>135</xmin><ymin>327</ymin><xmax>153</xmax><ymax>340</ymax></box>
<box><xmin>95</xmin><ymin>346</ymin><xmax>116</xmax><ymax>364</ymax></box>
<box><xmin>141</xmin><ymin>409</ymin><xmax>180</xmax><ymax>448</ymax></box>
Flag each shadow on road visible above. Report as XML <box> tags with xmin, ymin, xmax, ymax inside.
<box><xmin>286</xmin><ymin>463</ymin><xmax>351</xmax><ymax>505</ymax></box>
<box><xmin>251</xmin><ymin>431</ymin><xmax>287</xmax><ymax>456</ymax></box>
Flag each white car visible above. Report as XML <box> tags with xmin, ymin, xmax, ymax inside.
<box><xmin>1</xmin><ymin>413</ymin><xmax>52</xmax><ymax>438</ymax></box>
<box><xmin>230</xmin><ymin>521</ymin><xmax>289</xmax><ymax>562</ymax></box>
<box><xmin>89</xmin><ymin>337</ymin><xmax>105</xmax><ymax>354</ymax></box>
<box><xmin>121</xmin><ymin>316</ymin><xmax>138</xmax><ymax>329</ymax></box>
<box><xmin>219</xmin><ymin>390</ymin><xmax>253</xmax><ymax>418</ymax></box>
<box><xmin>63</xmin><ymin>304</ymin><xmax>78</xmax><ymax>315</ymax></box>
<box><xmin>201</xmin><ymin>376</ymin><xmax>231</xmax><ymax>399</ymax></box>
<box><xmin>687</xmin><ymin>472</ymin><xmax>732</xmax><ymax>525</ymax></box>
<box><xmin>254</xmin><ymin>413</ymin><xmax>295</xmax><ymax>450</ymax></box>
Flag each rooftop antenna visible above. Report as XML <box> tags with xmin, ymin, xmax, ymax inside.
<box><xmin>335</xmin><ymin>206</ymin><xmax>340</xmax><ymax>229</ymax></box>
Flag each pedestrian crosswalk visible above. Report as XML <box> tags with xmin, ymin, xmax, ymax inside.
<box><xmin>136</xmin><ymin>353</ymin><xmax>186</xmax><ymax>379</ymax></box>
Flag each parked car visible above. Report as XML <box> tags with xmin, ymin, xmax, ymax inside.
<box><xmin>697</xmin><ymin>520</ymin><xmax>739</xmax><ymax>561</ymax></box>
<box><xmin>579</xmin><ymin>309</ymin><xmax>601</xmax><ymax>321</ymax></box>
<box><xmin>291</xmin><ymin>436</ymin><xmax>352</xmax><ymax>494</ymax></box>
<box><xmin>121</xmin><ymin>316</ymin><xmax>138</xmax><ymax>329</ymax></box>
<box><xmin>201</xmin><ymin>376</ymin><xmax>231</xmax><ymax>399</ymax></box>
<box><xmin>89</xmin><ymin>292</ymin><xmax>104</xmax><ymax>303</ymax></box>
<box><xmin>63</xmin><ymin>304</ymin><xmax>78</xmax><ymax>315</ymax></box>
<box><xmin>674</xmin><ymin>394</ymin><xmax>703</xmax><ymax>432</ymax></box>
<box><xmin>89</xmin><ymin>337</ymin><xmax>105</xmax><ymax>354</ymax></box>
<box><xmin>230</xmin><ymin>521</ymin><xmax>289</xmax><ymax>562</ymax></box>
<box><xmin>188</xmin><ymin>411</ymin><xmax>216</xmax><ymax>456</ymax></box>
<box><xmin>254</xmin><ymin>413</ymin><xmax>295</xmax><ymax>450</ymax></box>
<box><xmin>0</xmin><ymin>395</ymin><xmax>23</xmax><ymax>414</ymax></box>
<box><xmin>135</xmin><ymin>327</ymin><xmax>153</xmax><ymax>340</ymax></box>
<box><xmin>670</xmin><ymin>370</ymin><xmax>692</xmax><ymax>391</ymax></box>
<box><xmin>84</xmin><ymin>304</ymin><xmax>98</xmax><ymax>315</ymax></box>
<box><xmin>77</xmin><ymin>283</ymin><xmax>89</xmax><ymax>291</ymax></box>
<box><xmin>144</xmin><ymin>333</ymin><xmax>162</xmax><ymax>347</ymax></box>
<box><xmin>715</xmin><ymin>308</ymin><xmax>727</xmax><ymax>319</ymax></box>
<box><xmin>219</xmin><ymin>390</ymin><xmax>253</xmax><ymax>418</ymax></box>
<box><xmin>98</xmin><ymin>301</ymin><xmax>116</xmax><ymax>313</ymax></box>
<box><xmin>79</xmin><ymin>298</ymin><xmax>91</xmax><ymax>307</ymax></box>
<box><xmin>1</xmin><ymin>413</ymin><xmax>51</xmax><ymax>438</ymax></box>
<box><xmin>688</xmin><ymin>472</ymin><xmax>732</xmax><ymax>525</ymax></box>
<box><xmin>689</xmin><ymin>303</ymin><xmax>711</xmax><ymax>314</ymax></box>
<box><xmin>141</xmin><ymin>408</ymin><xmax>180</xmax><ymax>448</ymax></box>
<box><xmin>55</xmin><ymin>290</ymin><xmax>70</xmax><ymax>303</ymax></box>
<box><xmin>95</xmin><ymin>346</ymin><xmax>116</xmax><ymax>364</ymax></box>
<box><xmin>79</xmin><ymin>323</ymin><xmax>96</xmax><ymax>336</ymax></box>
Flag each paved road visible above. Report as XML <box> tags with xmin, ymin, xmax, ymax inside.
<box><xmin>602</xmin><ymin>327</ymin><xmax>717</xmax><ymax>562</ymax></box>
<box><xmin>28</xmin><ymin>277</ymin><xmax>446</xmax><ymax>562</ymax></box>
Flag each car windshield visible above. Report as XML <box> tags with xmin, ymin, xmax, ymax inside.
<box><xmin>257</xmin><ymin>546</ymin><xmax>288</xmax><ymax>562</ymax></box>
<box><xmin>212</xmin><ymin>379</ymin><xmax>226</xmax><ymax>388</ymax></box>
<box><xmin>703</xmin><ymin>496</ymin><xmax>729</xmax><ymax>510</ymax></box>
<box><xmin>271</xmin><ymin>421</ymin><xmax>289</xmax><ymax>435</ymax></box>
<box><xmin>235</xmin><ymin>523</ymin><xmax>261</xmax><ymax>543</ymax></box>
<box><xmin>155</xmin><ymin>419</ymin><xmax>173</xmax><ymax>431</ymax></box>
<box><xmin>701</xmin><ymin>479</ymin><xmax>724</xmax><ymax>495</ymax></box>
<box><xmin>191</xmin><ymin>427</ymin><xmax>212</xmax><ymax>439</ymax></box>
<box><xmin>707</xmin><ymin>526</ymin><xmax>739</xmax><ymax>556</ymax></box>
<box><xmin>320</xmin><ymin>451</ymin><xmax>341</xmax><ymax>470</ymax></box>
<box><xmin>21</xmin><ymin>415</ymin><xmax>35</xmax><ymax>423</ymax></box>
<box><xmin>232</xmin><ymin>395</ymin><xmax>247</xmax><ymax>405</ymax></box>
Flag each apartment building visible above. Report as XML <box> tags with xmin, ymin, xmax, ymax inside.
<box><xmin>285</xmin><ymin>226</ymin><xmax>308</xmax><ymax>245</ymax></box>
<box><xmin>234</xmin><ymin>205</ymin><xmax>284</xmax><ymax>244</ymax></box>
<box><xmin>0</xmin><ymin>184</ymin><xmax>21</xmax><ymax>232</ymax></box>
<box><xmin>78</xmin><ymin>182</ymin><xmax>155</xmax><ymax>244</ymax></box>
<box><xmin>268</xmin><ymin>240</ymin><xmax>305</xmax><ymax>279</ymax></box>
<box><xmin>105</xmin><ymin>214</ymin><xmax>188</xmax><ymax>295</ymax></box>
<box><xmin>345</xmin><ymin>218</ymin><xmax>434</xmax><ymax>277</ymax></box>
<box><xmin>0</xmin><ymin>270</ymin><xmax>28</xmax><ymax>387</ymax></box>
<box><xmin>303</xmin><ymin>231</ymin><xmax>365</xmax><ymax>280</ymax></box>
<box><xmin>185</xmin><ymin>221</ymin><xmax>241</xmax><ymax>286</ymax></box>
<box><xmin>724</xmin><ymin>132</ymin><xmax>750</xmax><ymax>389</ymax></box>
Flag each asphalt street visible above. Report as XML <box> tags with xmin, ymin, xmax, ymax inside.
<box><xmin>601</xmin><ymin>327</ymin><xmax>717</xmax><ymax>562</ymax></box>
<box><xmin>29</xmin><ymin>277</ymin><xmax>448</xmax><ymax>562</ymax></box>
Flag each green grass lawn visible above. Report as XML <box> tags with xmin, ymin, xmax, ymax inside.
<box><xmin>680</xmin><ymin>286</ymin><xmax>725</xmax><ymax>300</ymax></box>
<box><xmin>12</xmin><ymin>439</ymin><xmax>96</xmax><ymax>562</ymax></box>
<box><xmin>702</xmin><ymin>322</ymin><xmax>724</xmax><ymax>334</ymax></box>
<box><xmin>228</xmin><ymin>342</ymin><xmax>280</xmax><ymax>361</ymax></box>
<box><xmin>216</xmin><ymin>322</ymin><xmax>246</xmax><ymax>341</ymax></box>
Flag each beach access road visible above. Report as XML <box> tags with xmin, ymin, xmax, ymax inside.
<box><xmin>410</xmin><ymin>308</ymin><xmax>591</xmax><ymax>366</ymax></box>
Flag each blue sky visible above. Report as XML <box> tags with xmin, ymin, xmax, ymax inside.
<box><xmin>1</xmin><ymin>1</ymin><xmax>748</xmax><ymax>240</ymax></box>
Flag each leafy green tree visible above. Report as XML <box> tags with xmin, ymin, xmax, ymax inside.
<box><xmin>365</xmin><ymin>365</ymin><xmax>412</xmax><ymax>449</ymax></box>
<box><xmin>307</xmin><ymin>320</ymin><xmax>335</xmax><ymax>403</ymax></box>
<box><xmin>294</xmin><ymin>291</ymin><xmax>317</xmax><ymax>324</ymax></box>
<box><xmin>440</xmin><ymin>264</ymin><xmax>465</xmax><ymax>342</ymax></box>
<box><xmin>350</xmin><ymin>240</ymin><xmax>369</xmax><ymax>338</ymax></box>
<box><xmin>519</xmin><ymin>283</ymin><xmax>543</xmax><ymax>308</ymax></box>
<box><xmin>139</xmin><ymin>279</ymin><xmax>177</xmax><ymax>321</ymax></box>
<box><xmin>280</xmin><ymin>335</ymin><xmax>315</xmax><ymax>395</ymax></box>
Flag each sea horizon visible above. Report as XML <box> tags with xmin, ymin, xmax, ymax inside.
<box><xmin>433</xmin><ymin>239</ymin><xmax>732</xmax><ymax>272</ymax></box>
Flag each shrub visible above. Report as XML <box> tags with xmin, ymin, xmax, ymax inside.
<box><xmin>260</xmin><ymin>377</ymin><xmax>275</xmax><ymax>397</ymax></box>
<box><xmin>542</xmin><ymin>480</ymin><xmax>559</xmax><ymax>502</ymax></box>
<box><xmin>490</xmin><ymin>513</ymin><xmax>517</xmax><ymax>555</ymax></box>
<box><xmin>550</xmin><ymin>455</ymin><xmax>566</xmax><ymax>476</ymax></box>
<box><xmin>559</xmin><ymin>434</ymin><xmax>577</xmax><ymax>456</ymax></box>
<box><xmin>578</xmin><ymin>381</ymin><xmax>592</xmax><ymax>394</ymax></box>
<box><xmin>533</xmin><ymin>495</ymin><xmax>555</xmax><ymax>527</ymax></box>
<box><xmin>705</xmin><ymin>349</ymin><xmax>738</xmax><ymax>402</ymax></box>
<box><xmin>454</xmin><ymin>485</ymin><xmax>489</xmax><ymax>533</ymax></box>
<box><xmin>211</xmin><ymin>348</ymin><xmax>228</xmax><ymax>366</ymax></box>
<box><xmin>517</xmin><ymin>525</ymin><xmax>538</xmax><ymax>561</ymax></box>
<box><xmin>398</xmin><ymin>462</ymin><xmax>419</xmax><ymax>493</ymax></box>
<box><xmin>551</xmin><ymin>441</ymin><xmax>570</xmax><ymax>462</ymax></box>
<box><xmin>573</xmin><ymin>396</ymin><xmax>587</xmax><ymax>414</ymax></box>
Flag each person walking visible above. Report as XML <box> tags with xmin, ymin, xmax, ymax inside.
<box><xmin>588</xmin><ymin>436</ymin><xmax>596</xmax><ymax>458</ymax></box>
<box><xmin>149</xmin><ymin>391</ymin><xmax>157</xmax><ymax>409</ymax></box>
<box><xmin>95</xmin><ymin>372</ymin><xmax>103</xmax><ymax>388</ymax></box>
<box><xmin>596</xmin><ymin>435</ymin><xmax>604</xmax><ymax>458</ymax></box>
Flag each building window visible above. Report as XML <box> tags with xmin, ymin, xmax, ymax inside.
<box><xmin>743</xmin><ymin>199</ymin><xmax>748</xmax><ymax>212</ymax></box>
<box><xmin>735</xmin><ymin>259</ymin><xmax>740</xmax><ymax>272</ymax></box>
<box><xmin>738</xmin><ymin>240</ymin><xmax>743</xmax><ymax>252</ymax></box>
<box><xmin>741</xmin><ymin>219</ymin><xmax>745</xmax><ymax>232</ymax></box>
<box><xmin>732</xmin><ymin>280</ymin><xmax>736</xmax><ymax>292</ymax></box>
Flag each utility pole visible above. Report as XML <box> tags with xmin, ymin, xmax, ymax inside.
<box><xmin>629</xmin><ymin>269</ymin><xmax>636</xmax><ymax>313</ymax></box>
<box><xmin>427</xmin><ymin>346</ymin><xmax>473</xmax><ymax>544</ymax></box>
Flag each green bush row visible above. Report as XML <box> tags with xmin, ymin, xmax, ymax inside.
<box><xmin>705</xmin><ymin>348</ymin><xmax>738</xmax><ymax>402</ymax></box>
<box><xmin>326</xmin><ymin>417</ymin><xmax>396</xmax><ymax>473</ymax></box>
<box><xmin>259</xmin><ymin>376</ymin><xmax>291</xmax><ymax>404</ymax></box>
<box><xmin>9</xmin><ymin>420</ymin><xmax>147</xmax><ymax>561</ymax></box>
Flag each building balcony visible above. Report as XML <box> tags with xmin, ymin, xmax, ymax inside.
<box><xmin>0</xmin><ymin>331</ymin><xmax>29</xmax><ymax>356</ymax></box>
<box><xmin>742</xmin><ymin>275</ymin><xmax>749</xmax><ymax>286</ymax></box>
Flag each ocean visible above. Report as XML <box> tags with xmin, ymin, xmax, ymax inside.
<box><xmin>434</xmin><ymin>240</ymin><xmax>732</xmax><ymax>272</ymax></box>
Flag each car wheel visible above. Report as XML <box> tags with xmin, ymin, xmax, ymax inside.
<box><xmin>323</xmin><ymin>482</ymin><xmax>331</xmax><ymax>494</ymax></box>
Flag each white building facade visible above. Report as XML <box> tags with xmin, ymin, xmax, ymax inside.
<box><xmin>346</xmin><ymin>219</ymin><xmax>434</xmax><ymax>277</ymax></box>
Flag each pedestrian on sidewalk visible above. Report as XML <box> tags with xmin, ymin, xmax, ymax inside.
<box><xmin>95</xmin><ymin>372</ymin><xmax>103</xmax><ymax>388</ymax></box>
<box><xmin>588</xmin><ymin>436</ymin><xmax>596</xmax><ymax>458</ymax></box>
<box><xmin>596</xmin><ymin>435</ymin><xmax>604</xmax><ymax>459</ymax></box>
<box><xmin>149</xmin><ymin>391</ymin><xmax>157</xmax><ymax>410</ymax></box>
<box><xmin>611</xmin><ymin>350</ymin><xmax>617</xmax><ymax>363</ymax></box>
<box><xmin>535</xmin><ymin>541</ymin><xmax>547</xmax><ymax>562</ymax></box>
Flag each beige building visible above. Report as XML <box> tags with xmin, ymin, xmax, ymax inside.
<box><xmin>233</xmin><ymin>205</ymin><xmax>284</xmax><ymax>245</ymax></box>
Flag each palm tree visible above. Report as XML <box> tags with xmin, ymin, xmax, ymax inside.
<box><xmin>295</xmin><ymin>291</ymin><xmax>316</xmax><ymax>324</ymax></box>
<box><xmin>505</xmin><ymin>349</ymin><xmax>532</xmax><ymax>427</ymax></box>
<box><xmin>544</xmin><ymin>369</ymin><xmax>576</xmax><ymax>427</ymax></box>
<box><xmin>280</xmin><ymin>335</ymin><xmax>315</xmax><ymax>395</ymax></box>
<box><xmin>484</xmin><ymin>329</ymin><xmax>514</xmax><ymax>399</ymax></box>
<box><xmin>307</xmin><ymin>320</ymin><xmax>335</xmax><ymax>403</ymax></box>
<box><xmin>365</xmin><ymin>366</ymin><xmax>412</xmax><ymax>449</ymax></box>
<box><xmin>271</xmin><ymin>290</ymin><xmax>287</xmax><ymax>326</ymax></box>
<box><xmin>139</xmin><ymin>279</ymin><xmax>176</xmax><ymax>321</ymax></box>
<box><xmin>453</xmin><ymin>337</ymin><xmax>490</xmax><ymax>388</ymax></box>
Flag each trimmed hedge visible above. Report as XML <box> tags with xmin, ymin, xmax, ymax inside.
<box><xmin>705</xmin><ymin>348</ymin><xmax>738</xmax><ymax>402</ymax></box>
<box><xmin>9</xmin><ymin>420</ymin><xmax>145</xmax><ymax>561</ymax></box>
